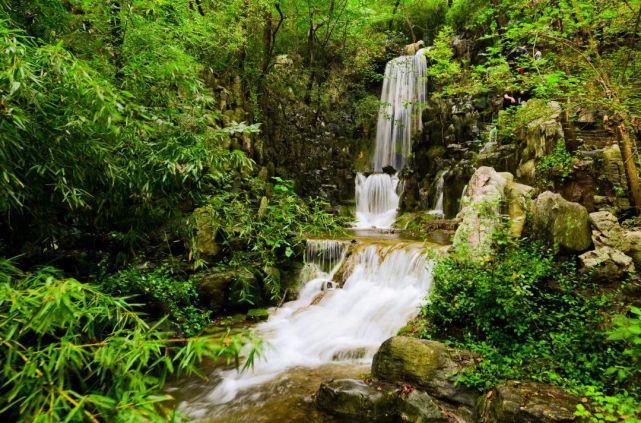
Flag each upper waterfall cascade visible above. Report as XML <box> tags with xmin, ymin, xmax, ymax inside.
<box><xmin>355</xmin><ymin>48</ymin><xmax>428</xmax><ymax>229</ymax></box>
<box><xmin>373</xmin><ymin>48</ymin><xmax>429</xmax><ymax>172</ymax></box>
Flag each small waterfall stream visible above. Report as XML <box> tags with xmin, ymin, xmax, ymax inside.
<box><xmin>428</xmin><ymin>171</ymin><xmax>446</xmax><ymax>218</ymax></box>
<box><xmin>178</xmin><ymin>241</ymin><xmax>434</xmax><ymax>420</ymax></box>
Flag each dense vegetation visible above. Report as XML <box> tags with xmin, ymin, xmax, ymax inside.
<box><xmin>1</xmin><ymin>0</ymin><xmax>641</xmax><ymax>421</ymax></box>
<box><xmin>416</xmin><ymin>226</ymin><xmax>641</xmax><ymax>421</ymax></box>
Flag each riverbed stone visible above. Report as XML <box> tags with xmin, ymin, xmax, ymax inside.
<box><xmin>531</xmin><ymin>191</ymin><xmax>592</xmax><ymax>252</ymax></box>
<box><xmin>476</xmin><ymin>380</ymin><xmax>581</xmax><ymax>423</ymax></box>
<box><xmin>372</xmin><ymin>336</ymin><xmax>479</xmax><ymax>406</ymax></box>
<box><xmin>316</xmin><ymin>379</ymin><xmax>398</xmax><ymax>421</ymax></box>
<box><xmin>397</xmin><ymin>390</ymin><xmax>449</xmax><ymax>422</ymax></box>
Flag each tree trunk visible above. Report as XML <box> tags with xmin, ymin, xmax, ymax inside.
<box><xmin>617</xmin><ymin>123</ymin><xmax>641</xmax><ymax>213</ymax></box>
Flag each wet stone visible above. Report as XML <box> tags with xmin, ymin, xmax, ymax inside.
<box><xmin>316</xmin><ymin>378</ymin><xmax>398</xmax><ymax>422</ymax></box>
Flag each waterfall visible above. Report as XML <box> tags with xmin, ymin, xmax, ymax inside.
<box><xmin>373</xmin><ymin>49</ymin><xmax>429</xmax><ymax>172</ymax></box>
<box><xmin>354</xmin><ymin>48</ymin><xmax>428</xmax><ymax>229</ymax></box>
<box><xmin>305</xmin><ymin>239</ymin><xmax>349</xmax><ymax>273</ymax></box>
<box><xmin>354</xmin><ymin>173</ymin><xmax>400</xmax><ymax>229</ymax></box>
<box><xmin>428</xmin><ymin>171</ymin><xmax>446</xmax><ymax>218</ymax></box>
<box><xmin>179</xmin><ymin>242</ymin><xmax>433</xmax><ymax>416</ymax></box>
<box><xmin>459</xmin><ymin>184</ymin><xmax>468</xmax><ymax>212</ymax></box>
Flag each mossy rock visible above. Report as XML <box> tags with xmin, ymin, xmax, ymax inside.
<box><xmin>531</xmin><ymin>191</ymin><xmax>592</xmax><ymax>253</ymax></box>
<box><xmin>372</xmin><ymin>336</ymin><xmax>479</xmax><ymax>406</ymax></box>
<box><xmin>246</xmin><ymin>308</ymin><xmax>270</xmax><ymax>322</ymax></box>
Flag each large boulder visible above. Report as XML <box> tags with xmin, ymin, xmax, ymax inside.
<box><xmin>453</xmin><ymin>167</ymin><xmax>510</xmax><ymax>256</ymax></box>
<box><xmin>531</xmin><ymin>192</ymin><xmax>592</xmax><ymax>252</ymax></box>
<box><xmin>579</xmin><ymin>246</ymin><xmax>635</xmax><ymax>283</ymax></box>
<box><xmin>316</xmin><ymin>379</ymin><xmax>397</xmax><ymax>422</ymax></box>
<box><xmin>476</xmin><ymin>381</ymin><xmax>581</xmax><ymax>423</ymax></box>
<box><xmin>372</xmin><ymin>336</ymin><xmax>479</xmax><ymax>406</ymax></box>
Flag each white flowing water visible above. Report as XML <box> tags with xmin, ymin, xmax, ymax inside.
<box><xmin>354</xmin><ymin>172</ymin><xmax>401</xmax><ymax>229</ymax></box>
<box><xmin>373</xmin><ymin>48</ymin><xmax>429</xmax><ymax>172</ymax></box>
<box><xmin>355</xmin><ymin>48</ymin><xmax>428</xmax><ymax>229</ymax></box>
<box><xmin>179</xmin><ymin>242</ymin><xmax>433</xmax><ymax>419</ymax></box>
<box><xmin>305</xmin><ymin>239</ymin><xmax>349</xmax><ymax>273</ymax></box>
<box><xmin>428</xmin><ymin>171</ymin><xmax>446</xmax><ymax>218</ymax></box>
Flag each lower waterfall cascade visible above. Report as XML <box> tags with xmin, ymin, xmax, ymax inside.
<box><xmin>178</xmin><ymin>240</ymin><xmax>434</xmax><ymax>419</ymax></box>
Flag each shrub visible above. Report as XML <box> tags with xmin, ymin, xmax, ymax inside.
<box><xmin>104</xmin><ymin>266</ymin><xmax>210</xmax><ymax>337</ymax></box>
<box><xmin>537</xmin><ymin>139</ymin><xmax>575</xmax><ymax>184</ymax></box>
<box><xmin>420</xmin><ymin>235</ymin><xmax>625</xmax><ymax>392</ymax></box>
<box><xmin>0</xmin><ymin>260</ymin><xmax>259</xmax><ymax>422</ymax></box>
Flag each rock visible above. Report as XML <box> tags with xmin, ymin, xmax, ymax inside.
<box><xmin>372</xmin><ymin>336</ymin><xmax>479</xmax><ymax>406</ymax></box>
<box><xmin>274</xmin><ymin>54</ymin><xmax>293</xmax><ymax>67</ymax></box>
<box><xmin>476</xmin><ymin>380</ymin><xmax>581</xmax><ymax>423</ymax></box>
<box><xmin>382</xmin><ymin>165</ymin><xmax>397</xmax><ymax>175</ymax></box>
<box><xmin>589</xmin><ymin>211</ymin><xmax>629</xmax><ymax>251</ymax></box>
<box><xmin>316</xmin><ymin>379</ymin><xmax>398</xmax><ymax>422</ymax></box>
<box><xmin>397</xmin><ymin>390</ymin><xmax>449</xmax><ymax>423</ymax></box>
<box><xmin>246</xmin><ymin>308</ymin><xmax>270</xmax><ymax>321</ymax></box>
<box><xmin>404</xmin><ymin>40</ymin><xmax>425</xmax><ymax>55</ymax></box>
<box><xmin>257</xmin><ymin>196</ymin><xmax>269</xmax><ymax>220</ymax></box>
<box><xmin>516</xmin><ymin>101</ymin><xmax>564</xmax><ymax>185</ymax></box>
<box><xmin>625</xmin><ymin>231</ymin><xmax>641</xmax><ymax>268</ymax></box>
<box><xmin>193</xmin><ymin>270</ymin><xmax>234</xmax><ymax>313</ymax></box>
<box><xmin>506</xmin><ymin>182</ymin><xmax>534</xmax><ymax>238</ymax></box>
<box><xmin>192</xmin><ymin>207</ymin><xmax>220</xmax><ymax>257</ymax></box>
<box><xmin>531</xmin><ymin>192</ymin><xmax>592</xmax><ymax>252</ymax></box>
<box><xmin>602</xmin><ymin>144</ymin><xmax>629</xmax><ymax>201</ymax></box>
<box><xmin>453</xmin><ymin>167</ymin><xmax>509</xmax><ymax>256</ymax></box>
<box><xmin>621</xmin><ymin>277</ymin><xmax>641</xmax><ymax>306</ymax></box>
<box><xmin>579</xmin><ymin>246</ymin><xmax>635</xmax><ymax>282</ymax></box>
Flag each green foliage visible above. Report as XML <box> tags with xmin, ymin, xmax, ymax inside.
<box><xmin>537</xmin><ymin>139</ymin><xmax>575</xmax><ymax>183</ymax></box>
<box><xmin>446</xmin><ymin>0</ymin><xmax>492</xmax><ymax>32</ymax></box>
<box><xmin>104</xmin><ymin>267</ymin><xmax>210</xmax><ymax>337</ymax></box>
<box><xmin>425</xmin><ymin>26</ymin><xmax>461</xmax><ymax>88</ymax></box>
<box><xmin>575</xmin><ymin>387</ymin><xmax>641</xmax><ymax>423</ymax></box>
<box><xmin>420</xmin><ymin>234</ymin><xmax>625</xmax><ymax>394</ymax></box>
<box><xmin>606</xmin><ymin>307</ymin><xmax>641</xmax><ymax>386</ymax></box>
<box><xmin>193</xmin><ymin>176</ymin><xmax>345</xmax><ymax>303</ymax></box>
<box><xmin>496</xmin><ymin>99</ymin><xmax>558</xmax><ymax>144</ymax></box>
<box><xmin>0</xmin><ymin>259</ymin><xmax>259</xmax><ymax>422</ymax></box>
